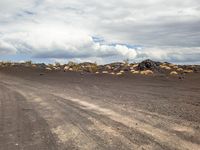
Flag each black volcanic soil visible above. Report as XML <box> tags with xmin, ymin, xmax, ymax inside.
<box><xmin>0</xmin><ymin>66</ymin><xmax>200</xmax><ymax>150</ymax></box>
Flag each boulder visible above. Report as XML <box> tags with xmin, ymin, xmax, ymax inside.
<box><xmin>64</xmin><ymin>66</ymin><xmax>69</xmax><ymax>72</ymax></box>
<box><xmin>132</xmin><ymin>71</ymin><xmax>140</xmax><ymax>74</ymax></box>
<box><xmin>137</xmin><ymin>59</ymin><xmax>160</xmax><ymax>71</ymax></box>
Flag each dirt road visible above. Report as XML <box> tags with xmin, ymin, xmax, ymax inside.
<box><xmin>0</xmin><ymin>69</ymin><xmax>200</xmax><ymax>150</ymax></box>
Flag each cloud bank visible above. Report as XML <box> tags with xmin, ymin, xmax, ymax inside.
<box><xmin>0</xmin><ymin>0</ymin><xmax>200</xmax><ymax>63</ymax></box>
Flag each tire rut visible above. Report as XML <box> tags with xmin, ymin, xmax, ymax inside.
<box><xmin>1</xmin><ymin>75</ymin><xmax>200</xmax><ymax>150</ymax></box>
<box><xmin>0</xmin><ymin>84</ymin><xmax>59</xmax><ymax>150</ymax></box>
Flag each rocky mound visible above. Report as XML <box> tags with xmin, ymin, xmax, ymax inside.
<box><xmin>137</xmin><ymin>59</ymin><xmax>161</xmax><ymax>71</ymax></box>
<box><xmin>0</xmin><ymin>60</ymin><xmax>199</xmax><ymax>76</ymax></box>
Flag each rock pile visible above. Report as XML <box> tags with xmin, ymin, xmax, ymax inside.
<box><xmin>0</xmin><ymin>60</ymin><xmax>199</xmax><ymax>76</ymax></box>
<box><xmin>137</xmin><ymin>59</ymin><xmax>161</xmax><ymax>71</ymax></box>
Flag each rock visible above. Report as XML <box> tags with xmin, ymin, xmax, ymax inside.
<box><xmin>102</xmin><ymin>71</ymin><xmax>109</xmax><ymax>74</ymax></box>
<box><xmin>140</xmin><ymin>70</ymin><xmax>154</xmax><ymax>75</ymax></box>
<box><xmin>160</xmin><ymin>65</ymin><xmax>171</xmax><ymax>70</ymax></box>
<box><xmin>130</xmin><ymin>69</ymin><xmax>135</xmax><ymax>72</ymax></box>
<box><xmin>107</xmin><ymin>62</ymin><xmax>124</xmax><ymax>72</ymax></box>
<box><xmin>106</xmin><ymin>65</ymin><xmax>112</xmax><ymax>70</ymax></box>
<box><xmin>131</xmin><ymin>64</ymin><xmax>138</xmax><ymax>69</ymax></box>
<box><xmin>37</xmin><ymin>63</ymin><xmax>46</xmax><ymax>69</ymax></box>
<box><xmin>177</xmin><ymin>68</ymin><xmax>184</xmax><ymax>72</ymax></box>
<box><xmin>132</xmin><ymin>71</ymin><xmax>140</xmax><ymax>74</ymax></box>
<box><xmin>173</xmin><ymin>66</ymin><xmax>179</xmax><ymax>69</ymax></box>
<box><xmin>137</xmin><ymin>59</ymin><xmax>160</xmax><ymax>71</ymax></box>
<box><xmin>116</xmin><ymin>72</ymin><xmax>123</xmax><ymax>75</ymax></box>
<box><xmin>53</xmin><ymin>66</ymin><xmax>58</xmax><ymax>70</ymax></box>
<box><xmin>32</xmin><ymin>64</ymin><xmax>37</xmax><ymax>68</ymax></box>
<box><xmin>170</xmin><ymin>71</ymin><xmax>178</xmax><ymax>75</ymax></box>
<box><xmin>184</xmin><ymin>70</ymin><xmax>193</xmax><ymax>73</ymax></box>
<box><xmin>69</xmin><ymin>68</ymin><xmax>73</xmax><ymax>71</ymax></box>
<box><xmin>64</xmin><ymin>66</ymin><xmax>69</xmax><ymax>72</ymax></box>
<box><xmin>45</xmin><ymin>67</ymin><xmax>52</xmax><ymax>71</ymax></box>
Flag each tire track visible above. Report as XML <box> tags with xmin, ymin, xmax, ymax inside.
<box><xmin>0</xmin><ymin>83</ymin><xmax>58</xmax><ymax>150</ymax></box>
<box><xmin>1</xmin><ymin>73</ymin><xmax>200</xmax><ymax>150</ymax></box>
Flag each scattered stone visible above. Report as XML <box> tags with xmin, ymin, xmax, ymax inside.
<box><xmin>168</xmin><ymin>63</ymin><xmax>175</xmax><ymax>67</ymax></box>
<box><xmin>140</xmin><ymin>70</ymin><xmax>154</xmax><ymax>75</ymax></box>
<box><xmin>120</xmin><ymin>70</ymin><xmax>125</xmax><ymax>73</ymax></box>
<box><xmin>173</xmin><ymin>66</ymin><xmax>179</xmax><ymax>69</ymax></box>
<box><xmin>106</xmin><ymin>65</ymin><xmax>112</xmax><ymax>70</ymax></box>
<box><xmin>132</xmin><ymin>71</ymin><xmax>140</xmax><ymax>74</ymax></box>
<box><xmin>64</xmin><ymin>66</ymin><xmax>69</xmax><ymax>72</ymax></box>
<box><xmin>45</xmin><ymin>67</ymin><xmax>52</xmax><ymax>71</ymax></box>
<box><xmin>160</xmin><ymin>65</ymin><xmax>171</xmax><ymax>70</ymax></box>
<box><xmin>184</xmin><ymin>70</ymin><xmax>193</xmax><ymax>73</ymax></box>
<box><xmin>177</xmin><ymin>68</ymin><xmax>184</xmax><ymax>72</ymax></box>
<box><xmin>116</xmin><ymin>72</ymin><xmax>123</xmax><ymax>76</ymax></box>
<box><xmin>131</xmin><ymin>64</ymin><xmax>138</xmax><ymax>68</ymax></box>
<box><xmin>102</xmin><ymin>71</ymin><xmax>109</xmax><ymax>74</ymax></box>
<box><xmin>32</xmin><ymin>64</ymin><xmax>37</xmax><ymax>68</ymax></box>
<box><xmin>1</xmin><ymin>60</ymin><xmax>199</xmax><ymax>77</ymax></box>
<box><xmin>53</xmin><ymin>66</ymin><xmax>61</xmax><ymax>71</ymax></box>
<box><xmin>130</xmin><ymin>69</ymin><xmax>136</xmax><ymax>72</ymax></box>
<box><xmin>170</xmin><ymin>71</ymin><xmax>178</xmax><ymax>75</ymax></box>
<box><xmin>37</xmin><ymin>63</ymin><xmax>46</xmax><ymax>69</ymax></box>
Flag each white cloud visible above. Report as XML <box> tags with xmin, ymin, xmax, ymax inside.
<box><xmin>0</xmin><ymin>40</ymin><xmax>17</xmax><ymax>55</ymax></box>
<box><xmin>136</xmin><ymin>47</ymin><xmax>200</xmax><ymax>63</ymax></box>
<box><xmin>0</xmin><ymin>23</ymin><xmax>138</xmax><ymax>60</ymax></box>
<box><xmin>0</xmin><ymin>0</ymin><xmax>200</xmax><ymax>63</ymax></box>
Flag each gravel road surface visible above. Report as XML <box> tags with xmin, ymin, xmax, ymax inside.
<box><xmin>0</xmin><ymin>68</ymin><xmax>200</xmax><ymax>150</ymax></box>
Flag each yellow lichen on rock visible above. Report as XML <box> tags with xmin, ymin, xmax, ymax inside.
<box><xmin>177</xmin><ymin>68</ymin><xmax>184</xmax><ymax>72</ymax></box>
<box><xmin>173</xmin><ymin>66</ymin><xmax>179</xmax><ymax>69</ymax></box>
<box><xmin>160</xmin><ymin>65</ymin><xmax>171</xmax><ymax>70</ymax></box>
<box><xmin>169</xmin><ymin>64</ymin><xmax>176</xmax><ymax>67</ymax></box>
<box><xmin>140</xmin><ymin>70</ymin><xmax>154</xmax><ymax>75</ymax></box>
<box><xmin>130</xmin><ymin>64</ymin><xmax>138</xmax><ymax>70</ymax></box>
<box><xmin>170</xmin><ymin>71</ymin><xmax>178</xmax><ymax>75</ymax></box>
<box><xmin>130</xmin><ymin>69</ymin><xmax>135</xmax><ymax>72</ymax></box>
<box><xmin>116</xmin><ymin>72</ymin><xmax>123</xmax><ymax>75</ymax></box>
<box><xmin>132</xmin><ymin>71</ymin><xmax>140</xmax><ymax>74</ymax></box>
<box><xmin>184</xmin><ymin>70</ymin><xmax>193</xmax><ymax>73</ymax></box>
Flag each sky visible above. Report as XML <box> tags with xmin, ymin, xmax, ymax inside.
<box><xmin>0</xmin><ymin>0</ymin><xmax>200</xmax><ymax>64</ymax></box>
